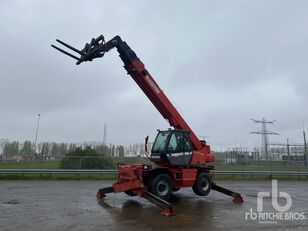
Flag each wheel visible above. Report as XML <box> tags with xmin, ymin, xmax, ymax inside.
<box><xmin>192</xmin><ymin>172</ymin><xmax>212</xmax><ymax>196</ymax></box>
<box><xmin>124</xmin><ymin>190</ymin><xmax>137</xmax><ymax>196</ymax></box>
<box><xmin>173</xmin><ymin>187</ymin><xmax>180</xmax><ymax>192</ymax></box>
<box><xmin>150</xmin><ymin>173</ymin><xmax>172</xmax><ymax>201</ymax></box>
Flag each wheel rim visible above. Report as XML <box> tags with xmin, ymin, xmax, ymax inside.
<box><xmin>157</xmin><ymin>180</ymin><xmax>169</xmax><ymax>196</ymax></box>
<box><xmin>200</xmin><ymin>177</ymin><xmax>209</xmax><ymax>191</ymax></box>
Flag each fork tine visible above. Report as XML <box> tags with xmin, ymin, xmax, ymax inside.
<box><xmin>56</xmin><ymin>39</ymin><xmax>83</xmax><ymax>55</ymax></box>
<box><xmin>51</xmin><ymin>44</ymin><xmax>81</xmax><ymax>61</ymax></box>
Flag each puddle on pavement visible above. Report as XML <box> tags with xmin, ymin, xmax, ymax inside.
<box><xmin>1</xmin><ymin>199</ymin><xmax>21</xmax><ymax>207</ymax></box>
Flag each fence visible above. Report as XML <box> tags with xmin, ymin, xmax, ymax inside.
<box><xmin>0</xmin><ymin>169</ymin><xmax>307</xmax><ymax>180</ymax></box>
<box><xmin>1</xmin><ymin>155</ymin><xmax>308</xmax><ymax>173</ymax></box>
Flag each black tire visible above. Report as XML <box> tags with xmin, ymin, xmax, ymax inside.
<box><xmin>150</xmin><ymin>173</ymin><xmax>172</xmax><ymax>201</ymax></box>
<box><xmin>124</xmin><ymin>190</ymin><xmax>137</xmax><ymax>196</ymax></box>
<box><xmin>192</xmin><ymin>172</ymin><xmax>212</xmax><ymax>196</ymax></box>
<box><xmin>173</xmin><ymin>187</ymin><xmax>180</xmax><ymax>192</ymax></box>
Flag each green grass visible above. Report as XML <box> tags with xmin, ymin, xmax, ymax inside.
<box><xmin>0</xmin><ymin>173</ymin><xmax>117</xmax><ymax>180</ymax></box>
<box><xmin>0</xmin><ymin>160</ymin><xmax>60</xmax><ymax>169</ymax></box>
<box><xmin>0</xmin><ymin>157</ymin><xmax>151</xmax><ymax>170</ymax></box>
<box><xmin>213</xmin><ymin>160</ymin><xmax>308</xmax><ymax>171</ymax></box>
<box><xmin>214</xmin><ymin>164</ymin><xmax>308</xmax><ymax>172</ymax></box>
<box><xmin>212</xmin><ymin>174</ymin><xmax>308</xmax><ymax>181</ymax></box>
<box><xmin>111</xmin><ymin>156</ymin><xmax>152</xmax><ymax>165</ymax></box>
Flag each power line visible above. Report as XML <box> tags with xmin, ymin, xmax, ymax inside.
<box><xmin>250</xmin><ymin>118</ymin><xmax>279</xmax><ymax>160</ymax></box>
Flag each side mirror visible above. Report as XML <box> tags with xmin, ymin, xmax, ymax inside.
<box><xmin>144</xmin><ymin>136</ymin><xmax>150</xmax><ymax>158</ymax></box>
<box><xmin>145</xmin><ymin>136</ymin><xmax>149</xmax><ymax>152</ymax></box>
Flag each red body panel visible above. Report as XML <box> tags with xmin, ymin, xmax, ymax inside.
<box><xmin>115</xmin><ymin>164</ymin><xmax>145</xmax><ymax>195</ymax></box>
<box><xmin>115</xmin><ymin>164</ymin><xmax>209</xmax><ymax>193</ymax></box>
<box><xmin>169</xmin><ymin>168</ymin><xmax>198</xmax><ymax>188</ymax></box>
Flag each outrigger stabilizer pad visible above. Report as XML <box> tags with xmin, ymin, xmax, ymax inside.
<box><xmin>211</xmin><ymin>182</ymin><xmax>244</xmax><ymax>204</ymax></box>
<box><xmin>96</xmin><ymin>186</ymin><xmax>114</xmax><ymax>199</ymax></box>
<box><xmin>142</xmin><ymin>191</ymin><xmax>176</xmax><ymax>216</ymax></box>
<box><xmin>96</xmin><ymin>185</ymin><xmax>176</xmax><ymax>216</ymax></box>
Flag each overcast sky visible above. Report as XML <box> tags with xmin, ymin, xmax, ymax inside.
<box><xmin>1</xmin><ymin>0</ymin><xmax>307</xmax><ymax>150</ymax></box>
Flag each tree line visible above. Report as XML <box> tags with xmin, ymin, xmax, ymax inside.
<box><xmin>0</xmin><ymin>140</ymin><xmax>125</xmax><ymax>158</ymax></box>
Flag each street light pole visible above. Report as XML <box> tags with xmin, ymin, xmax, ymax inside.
<box><xmin>34</xmin><ymin>113</ymin><xmax>41</xmax><ymax>154</ymax></box>
<box><xmin>303</xmin><ymin>130</ymin><xmax>307</xmax><ymax>167</ymax></box>
<box><xmin>302</xmin><ymin>121</ymin><xmax>307</xmax><ymax>167</ymax></box>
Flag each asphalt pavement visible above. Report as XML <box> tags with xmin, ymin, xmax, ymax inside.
<box><xmin>0</xmin><ymin>180</ymin><xmax>307</xmax><ymax>231</ymax></box>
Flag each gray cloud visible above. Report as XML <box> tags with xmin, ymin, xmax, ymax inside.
<box><xmin>0</xmin><ymin>0</ymin><xmax>307</xmax><ymax>150</ymax></box>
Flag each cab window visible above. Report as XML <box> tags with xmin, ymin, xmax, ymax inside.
<box><xmin>167</xmin><ymin>131</ymin><xmax>185</xmax><ymax>152</ymax></box>
<box><xmin>183</xmin><ymin>132</ymin><xmax>192</xmax><ymax>152</ymax></box>
<box><xmin>152</xmin><ymin>131</ymin><xmax>171</xmax><ymax>153</ymax></box>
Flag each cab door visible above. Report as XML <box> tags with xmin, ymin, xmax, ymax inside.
<box><xmin>166</xmin><ymin>131</ymin><xmax>192</xmax><ymax>166</ymax></box>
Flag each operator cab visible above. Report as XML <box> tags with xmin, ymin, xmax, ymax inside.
<box><xmin>150</xmin><ymin>129</ymin><xmax>193</xmax><ymax>166</ymax></box>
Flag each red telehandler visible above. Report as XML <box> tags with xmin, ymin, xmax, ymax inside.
<box><xmin>52</xmin><ymin>35</ymin><xmax>243</xmax><ymax>216</ymax></box>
